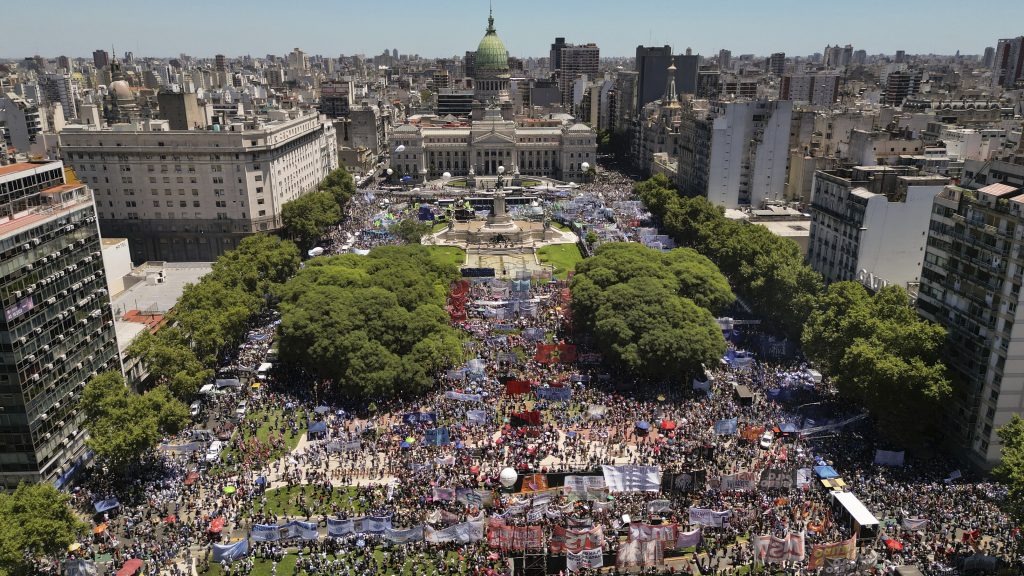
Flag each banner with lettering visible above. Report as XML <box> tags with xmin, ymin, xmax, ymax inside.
<box><xmin>444</xmin><ymin>390</ymin><xmax>483</xmax><ymax>403</ymax></box>
<box><xmin>668</xmin><ymin>470</ymin><xmax>706</xmax><ymax>494</ymax></box>
<box><xmin>550</xmin><ymin>525</ymin><xmax>604</xmax><ymax>554</ymax></box>
<box><xmin>423</xmin><ymin>427</ymin><xmax>450</xmax><ymax>446</ymax></box>
<box><xmin>902</xmin><ymin>517</ymin><xmax>928</xmax><ymax>531</ymax></box>
<box><xmin>466</xmin><ymin>410</ymin><xmax>489</xmax><ymax>425</ymax></box>
<box><xmin>535</xmin><ymin>386</ymin><xmax>572</xmax><ymax>402</ymax></box>
<box><xmin>424</xmin><ymin>519</ymin><xmax>485</xmax><ymax>544</ymax></box>
<box><xmin>647</xmin><ymin>500</ymin><xmax>673</xmax><ymax>514</ymax></box>
<box><xmin>719</xmin><ymin>471</ymin><xmax>757</xmax><ymax>491</ymax></box>
<box><xmin>251</xmin><ymin>524</ymin><xmax>280</xmax><ymax>542</ymax></box>
<box><xmin>487</xmin><ymin>519</ymin><xmax>544</xmax><ymax>550</ymax></box>
<box><xmin>352</xmin><ymin>515</ymin><xmax>393</xmax><ymax>534</ymax></box>
<box><xmin>385</xmin><ymin>526</ymin><xmax>424</xmax><ymax>544</ymax></box>
<box><xmin>566</xmin><ymin>548</ymin><xmax>604</xmax><ymax>571</ymax></box>
<box><xmin>629</xmin><ymin>522</ymin><xmax>677</xmax><ymax>545</ymax></box>
<box><xmin>759</xmin><ymin>468</ymin><xmax>796</xmax><ymax>490</ymax></box>
<box><xmin>714</xmin><ymin>417</ymin><xmax>738</xmax><ymax>435</ymax></box>
<box><xmin>563</xmin><ymin>475</ymin><xmax>607</xmax><ymax>501</ymax></box>
<box><xmin>688</xmin><ymin>508</ymin><xmax>731</xmax><ymax>527</ymax></box>
<box><xmin>601</xmin><ymin>465</ymin><xmax>662</xmax><ymax>492</ymax></box>
<box><xmin>281</xmin><ymin>521</ymin><xmax>319</xmax><ymax>540</ymax></box>
<box><xmin>615</xmin><ymin>539</ymin><xmax>663</xmax><ymax>569</ymax></box>
<box><xmin>807</xmin><ymin>536</ymin><xmax>856</xmax><ymax>569</ymax></box>
<box><xmin>752</xmin><ymin>531</ymin><xmax>805</xmax><ymax>564</ymax></box>
<box><xmin>456</xmin><ymin>487</ymin><xmax>494</xmax><ymax>508</ymax></box>
<box><xmin>212</xmin><ymin>538</ymin><xmax>248</xmax><ymax>563</ymax></box>
<box><xmin>432</xmin><ymin>487</ymin><xmax>456</xmax><ymax>502</ymax></box>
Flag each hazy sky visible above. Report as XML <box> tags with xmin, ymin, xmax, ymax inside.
<box><xmin>5</xmin><ymin>0</ymin><xmax>1021</xmax><ymax>59</ymax></box>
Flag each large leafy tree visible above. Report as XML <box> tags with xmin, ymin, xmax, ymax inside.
<box><xmin>390</xmin><ymin>218</ymin><xmax>433</xmax><ymax>244</ymax></box>
<box><xmin>802</xmin><ymin>283</ymin><xmax>951</xmax><ymax>447</ymax></box>
<box><xmin>277</xmin><ymin>245</ymin><xmax>464</xmax><ymax>401</ymax></box>
<box><xmin>319</xmin><ymin>166</ymin><xmax>357</xmax><ymax>209</ymax></box>
<box><xmin>0</xmin><ymin>483</ymin><xmax>86</xmax><ymax>575</ymax></box>
<box><xmin>994</xmin><ymin>416</ymin><xmax>1024</xmax><ymax>540</ymax></box>
<box><xmin>636</xmin><ymin>175</ymin><xmax>823</xmax><ymax>338</ymax></box>
<box><xmin>126</xmin><ymin>328</ymin><xmax>212</xmax><ymax>400</ymax></box>
<box><xmin>82</xmin><ymin>372</ymin><xmax>189</xmax><ymax>470</ymax></box>
<box><xmin>282</xmin><ymin>190</ymin><xmax>341</xmax><ymax>249</ymax></box>
<box><xmin>571</xmin><ymin>242</ymin><xmax>729</xmax><ymax>381</ymax></box>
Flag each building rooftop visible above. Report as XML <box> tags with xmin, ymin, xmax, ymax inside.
<box><xmin>978</xmin><ymin>182</ymin><xmax>1019</xmax><ymax>198</ymax></box>
<box><xmin>110</xmin><ymin>262</ymin><xmax>213</xmax><ymax>318</ymax></box>
<box><xmin>0</xmin><ymin>162</ymin><xmax>41</xmax><ymax>177</ymax></box>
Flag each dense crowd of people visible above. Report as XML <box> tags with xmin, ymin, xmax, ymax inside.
<box><xmin>54</xmin><ymin>168</ymin><xmax>1021</xmax><ymax>576</ymax></box>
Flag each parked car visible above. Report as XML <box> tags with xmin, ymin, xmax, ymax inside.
<box><xmin>234</xmin><ymin>401</ymin><xmax>247</xmax><ymax>419</ymax></box>
<box><xmin>759</xmin><ymin>430</ymin><xmax>775</xmax><ymax>450</ymax></box>
<box><xmin>189</xmin><ymin>401</ymin><xmax>202</xmax><ymax>418</ymax></box>
<box><xmin>205</xmin><ymin>440</ymin><xmax>223</xmax><ymax>462</ymax></box>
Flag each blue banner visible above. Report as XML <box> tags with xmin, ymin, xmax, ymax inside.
<box><xmin>535</xmin><ymin>387</ymin><xmax>572</xmax><ymax>402</ymax></box>
<box><xmin>466</xmin><ymin>410</ymin><xmax>489</xmax><ymax>425</ymax></box>
<box><xmin>714</xmin><ymin>417</ymin><xmax>738</xmax><ymax>435</ymax></box>
<box><xmin>212</xmin><ymin>539</ymin><xmax>249</xmax><ymax>563</ymax></box>
<box><xmin>444</xmin><ymin>391</ymin><xmax>482</xmax><ymax>403</ymax></box>
<box><xmin>251</xmin><ymin>524</ymin><xmax>281</xmax><ymax>542</ymax></box>
<box><xmin>93</xmin><ymin>498</ymin><xmax>120</xmax><ymax>513</ymax></box>
<box><xmin>282</xmin><ymin>520</ymin><xmax>319</xmax><ymax>540</ymax></box>
<box><xmin>327</xmin><ymin>518</ymin><xmax>354</xmax><ymax>537</ymax></box>
<box><xmin>385</xmin><ymin>525</ymin><xmax>424</xmax><ymax>544</ymax></box>
<box><xmin>423</xmin><ymin>427</ymin><xmax>450</xmax><ymax>446</ymax></box>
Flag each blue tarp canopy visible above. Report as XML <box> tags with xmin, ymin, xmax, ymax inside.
<box><xmin>635</xmin><ymin>421</ymin><xmax>650</xmax><ymax>430</ymax></box>
<box><xmin>814</xmin><ymin>465</ymin><xmax>840</xmax><ymax>479</ymax></box>
<box><xmin>308</xmin><ymin>421</ymin><xmax>328</xmax><ymax>434</ymax></box>
<box><xmin>94</xmin><ymin>498</ymin><xmax>120</xmax><ymax>513</ymax></box>
<box><xmin>254</xmin><ymin>476</ymin><xmax>267</xmax><ymax>485</ymax></box>
<box><xmin>778</xmin><ymin>423</ymin><xmax>799</xmax><ymax>434</ymax></box>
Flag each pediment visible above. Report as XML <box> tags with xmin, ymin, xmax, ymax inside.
<box><xmin>473</xmin><ymin>132</ymin><xmax>515</xmax><ymax>145</ymax></box>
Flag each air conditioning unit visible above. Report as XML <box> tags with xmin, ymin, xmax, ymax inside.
<box><xmin>25</xmin><ymin>354</ymin><xmax>35</xmax><ymax>362</ymax></box>
<box><xmin>25</xmin><ymin>264</ymin><xmax>33</xmax><ymax>271</ymax></box>
<box><xmin>41</xmin><ymin>345</ymin><xmax>49</xmax><ymax>352</ymax></box>
<box><xmin>44</xmin><ymin>363</ymin><xmax>53</xmax><ymax>371</ymax></box>
<box><xmin>26</xmin><ymin>284</ymin><xmax>35</xmax><ymax>292</ymax></box>
<box><xmin>30</xmin><ymin>373</ymin><xmax>39</xmax><ymax>381</ymax></box>
<box><xmin>31</xmin><ymin>238</ymin><xmax>40</xmax><ymax>246</ymax></box>
<box><xmin>22</xmin><ymin>244</ymin><xmax>30</xmax><ymax>251</ymax></box>
<box><xmin>13</xmin><ymin>290</ymin><xmax>22</xmax><ymax>298</ymax></box>
<box><xmin>58</xmin><ymin>354</ymin><xmax>66</xmax><ymax>361</ymax></box>
<box><xmin>44</xmin><ymin>433</ymin><xmax>51</xmax><ymax>439</ymax></box>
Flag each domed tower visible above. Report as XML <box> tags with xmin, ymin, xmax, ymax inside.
<box><xmin>473</xmin><ymin>8</ymin><xmax>510</xmax><ymax>103</ymax></box>
<box><xmin>104</xmin><ymin>55</ymin><xmax>139</xmax><ymax>125</ymax></box>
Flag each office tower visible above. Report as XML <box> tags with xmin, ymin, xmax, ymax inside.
<box><xmin>918</xmin><ymin>179</ymin><xmax>1024</xmax><ymax>467</ymax></box>
<box><xmin>464</xmin><ymin>51</ymin><xmax>476</xmax><ymax>80</ymax></box>
<box><xmin>559</xmin><ymin>44</ymin><xmax>599</xmax><ymax>109</ymax></box>
<box><xmin>0</xmin><ymin>160</ymin><xmax>120</xmax><ymax>488</ymax></box>
<box><xmin>320</xmin><ymin>81</ymin><xmax>354</xmax><ymax>118</ymax></box>
<box><xmin>768</xmin><ymin>52</ymin><xmax>786</xmax><ymax>76</ymax></box>
<box><xmin>635</xmin><ymin>45</ymin><xmax>700</xmax><ymax>107</ymax></box>
<box><xmin>993</xmin><ymin>37</ymin><xmax>1024</xmax><ymax>89</ymax></box>
<box><xmin>895</xmin><ymin>50</ymin><xmax>906</xmax><ymax>64</ymax></box>
<box><xmin>92</xmin><ymin>50</ymin><xmax>110</xmax><ymax>70</ymax></box>
<box><xmin>60</xmin><ymin>111</ymin><xmax>338</xmax><ymax>262</ymax></box>
<box><xmin>718</xmin><ymin>49</ymin><xmax>732</xmax><ymax>71</ymax></box>
<box><xmin>549</xmin><ymin>38</ymin><xmax>567</xmax><ymax>72</ymax></box>
<box><xmin>56</xmin><ymin>56</ymin><xmax>71</xmax><ymax>73</ymax></box>
<box><xmin>852</xmin><ymin>49</ymin><xmax>867</xmax><ymax>65</ymax></box>
<box><xmin>214</xmin><ymin>54</ymin><xmax>227</xmax><ymax>72</ymax></box>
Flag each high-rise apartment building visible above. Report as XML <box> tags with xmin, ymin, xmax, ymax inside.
<box><xmin>559</xmin><ymin>44</ymin><xmax>599</xmax><ymax>109</ymax></box>
<box><xmin>549</xmin><ymin>37</ymin><xmax>567</xmax><ymax>73</ymax></box>
<box><xmin>918</xmin><ymin>179</ymin><xmax>1024</xmax><ymax>467</ymax></box>
<box><xmin>320</xmin><ymin>81</ymin><xmax>354</xmax><ymax>118</ymax></box>
<box><xmin>768</xmin><ymin>52</ymin><xmax>786</xmax><ymax>76</ymax></box>
<box><xmin>39</xmin><ymin>74</ymin><xmax>77</xmax><ymax>120</ymax></box>
<box><xmin>882</xmin><ymin>69</ymin><xmax>923</xmax><ymax>106</ymax></box>
<box><xmin>59</xmin><ymin>111</ymin><xmax>337</xmax><ymax>262</ymax></box>
<box><xmin>983</xmin><ymin>46</ymin><xmax>996</xmax><ymax>68</ymax></box>
<box><xmin>718</xmin><ymin>49</ymin><xmax>732</xmax><ymax>71</ymax></box>
<box><xmin>993</xmin><ymin>37</ymin><xmax>1024</xmax><ymax>89</ymax></box>
<box><xmin>780</xmin><ymin>73</ymin><xmax>840</xmax><ymax>105</ymax></box>
<box><xmin>0</xmin><ymin>161</ymin><xmax>120</xmax><ymax>489</ymax></box>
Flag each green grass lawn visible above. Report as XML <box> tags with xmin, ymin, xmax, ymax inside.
<box><xmin>551</xmin><ymin>221</ymin><xmax>572</xmax><ymax>232</ymax></box>
<box><xmin>425</xmin><ymin>245</ymin><xmax>466</xmax><ymax>268</ymax></box>
<box><xmin>537</xmin><ymin>243</ymin><xmax>583</xmax><ymax>279</ymax></box>
<box><xmin>202</xmin><ymin>550</ymin><xmax>487</xmax><ymax>576</ymax></box>
<box><xmin>248</xmin><ymin>485</ymin><xmax>364</xmax><ymax>517</ymax></box>
<box><xmin>431</xmin><ymin>221</ymin><xmax>448</xmax><ymax>233</ymax></box>
<box><xmin>521</xmin><ymin>179</ymin><xmax>542</xmax><ymax>187</ymax></box>
<box><xmin>447</xmin><ymin>179</ymin><xmax>468</xmax><ymax>188</ymax></box>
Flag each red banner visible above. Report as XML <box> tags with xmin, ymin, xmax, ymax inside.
<box><xmin>487</xmin><ymin>519</ymin><xmax>543</xmax><ymax>550</ymax></box>
<box><xmin>550</xmin><ymin>525</ymin><xmax>604</xmax><ymax>554</ymax></box>
<box><xmin>511</xmin><ymin>410</ymin><xmax>542</xmax><ymax>426</ymax></box>
<box><xmin>504</xmin><ymin>380</ymin><xmax>533</xmax><ymax>396</ymax></box>
<box><xmin>535</xmin><ymin>344</ymin><xmax>577</xmax><ymax>364</ymax></box>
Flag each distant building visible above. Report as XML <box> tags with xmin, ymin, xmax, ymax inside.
<box><xmin>635</xmin><ymin>45</ymin><xmax>700</xmax><ymax>107</ymax></box>
<box><xmin>993</xmin><ymin>37</ymin><xmax>1024</xmax><ymax>89</ymax></box>
<box><xmin>436</xmin><ymin>89</ymin><xmax>475</xmax><ymax>118</ymax></box>
<box><xmin>882</xmin><ymin>69</ymin><xmax>923</xmax><ymax>106</ymax></box>
<box><xmin>780</xmin><ymin>73</ymin><xmax>840</xmax><ymax>105</ymax></box>
<box><xmin>157</xmin><ymin>91</ymin><xmax>206</xmax><ymax>131</ymax></box>
<box><xmin>93</xmin><ymin>49</ymin><xmax>110</xmax><ymax>70</ymax></box>
<box><xmin>0</xmin><ymin>93</ymin><xmax>43</xmax><ymax>152</ymax></box>
<box><xmin>320</xmin><ymin>81</ymin><xmax>353</xmax><ymax>118</ymax></box>
<box><xmin>60</xmin><ymin>111</ymin><xmax>337</xmax><ymax>262</ymax></box>
<box><xmin>39</xmin><ymin>73</ymin><xmax>77</xmax><ymax>120</ymax></box>
<box><xmin>559</xmin><ymin>44</ymin><xmax>600</xmax><ymax>110</ymax></box>
<box><xmin>768</xmin><ymin>52</ymin><xmax>785</xmax><ymax>76</ymax></box>
<box><xmin>807</xmin><ymin>166</ymin><xmax>947</xmax><ymax>289</ymax></box>
<box><xmin>0</xmin><ymin>161</ymin><xmax>121</xmax><ymax>489</ymax></box>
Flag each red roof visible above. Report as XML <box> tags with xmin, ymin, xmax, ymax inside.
<box><xmin>0</xmin><ymin>162</ymin><xmax>43</xmax><ymax>178</ymax></box>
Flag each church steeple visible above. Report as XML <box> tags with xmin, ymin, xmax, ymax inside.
<box><xmin>663</xmin><ymin>59</ymin><xmax>678</xmax><ymax>106</ymax></box>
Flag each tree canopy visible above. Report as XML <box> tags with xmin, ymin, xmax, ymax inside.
<box><xmin>0</xmin><ymin>482</ymin><xmax>86</xmax><ymax>576</ymax></box>
<box><xmin>277</xmin><ymin>245</ymin><xmax>464</xmax><ymax>400</ymax></box>
<box><xmin>282</xmin><ymin>190</ymin><xmax>342</xmax><ymax>249</ymax></box>
<box><xmin>994</xmin><ymin>416</ymin><xmax>1024</xmax><ymax>535</ymax></box>
<box><xmin>636</xmin><ymin>175</ymin><xmax>823</xmax><ymax>338</ymax></box>
<box><xmin>82</xmin><ymin>372</ymin><xmax>190</xmax><ymax>469</ymax></box>
<box><xmin>390</xmin><ymin>218</ymin><xmax>433</xmax><ymax>244</ymax></box>
<box><xmin>319</xmin><ymin>166</ymin><xmax>357</xmax><ymax>209</ymax></box>
<box><xmin>571</xmin><ymin>242</ymin><xmax>728</xmax><ymax>381</ymax></box>
<box><xmin>802</xmin><ymin>282</ymin><xmax>951</xmax><ymax>447</ymax></box>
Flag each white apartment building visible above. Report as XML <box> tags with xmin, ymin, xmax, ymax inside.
<box><xmin>59</xmin><ymin>111</ymin><xmax>337</xmax><ymax>262</ymax></box>
<box><xmin>938</xmin><ymin>126</ymin><xmax>1008</xmax><ymax>162</ymax></box>
<box><xmin>705</xmin><ymin>99</ymin><xmax>792</xmax><ymax>208</ymax></box>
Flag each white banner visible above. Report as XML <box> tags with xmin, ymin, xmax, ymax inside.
<box><xmin>688</xmin><ymin>508</ymin><xmax>731</xmax><ymax>527</ymax></box>
<box><xmin>567</xmin><ymin>548</ymin><xmax>604</xmax><ymax>571</ymax></box>
<box><xmin>385</xmin><ymin>525</ymin><xmax>424</xmax><ymax>544</ymax></box>
<box><xmin>752</xmin><ymin>531</ymin><xmax>805</xmax><ymax>564</ymax></box>
<box><xmin>424</xmin><ymin>519</ymin><xmax>485</xmax><ymax>544</ymax></box>
<box><xmin>563</xmin><ymin>475</ymin><xmax>607</xmax><ymax>500</ymax></box>
<box><xmin>902</xmin><ymin>517</ymin><xmax>928</xmax><ymax>531</ymax></box>
<box><xmin>601</xmin><ymin>465</ymin><xmax>662</xmax><ymax>493</ymax></box>
<box><xmin>629</xmin><ymin>522</ymin><xmax>677</xmax><ymax>544</ymax></box>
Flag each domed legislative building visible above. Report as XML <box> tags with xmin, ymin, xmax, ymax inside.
<box><xmin>388</xmin><ymin>9</ymin><xmax>597</xmax><ymax>183</ymax></box>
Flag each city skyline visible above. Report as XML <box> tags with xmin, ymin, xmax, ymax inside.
<box><xmin>5</xmin><ymin>0</ymin><xmax>1022</xmax><ymax>60</ymax></box>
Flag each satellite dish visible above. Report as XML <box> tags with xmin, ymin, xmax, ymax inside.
<box><xmin>499</xmin><ymin>467</ymin><xmax>518</xmax><ymax>488</ymax></box>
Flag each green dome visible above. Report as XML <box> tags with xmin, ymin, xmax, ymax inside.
<box><xmin>475</xmin><ymin>14</ymin><xmax>509</xmax><ymax>71</ymax></box>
